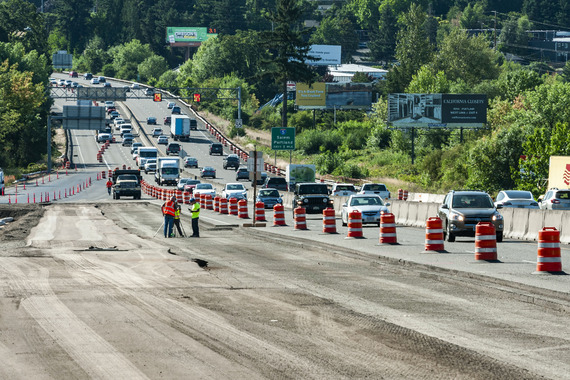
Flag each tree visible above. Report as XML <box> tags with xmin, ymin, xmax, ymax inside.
<box><xmin>52</xmin><ymin>0</ymin><xmax>93</xmax><ymax>53</ymax></box>
<box><xmin>431</xmin><ymin>28</ymin><xmax>500</xmax><ymax>86</ymax></box>
<box><xmin>310</xmin><ymin>15</ymin><xmax>358</xmax><ymax>63</ymax></box>
<box><xmin>0</xmin><ymin>0</ymin><xmax>49</xmax><ymax>56</ymax></box>
<box><xmin>406</xmin><ymin>66</ymin><xmax>451</xmax><ymax>93</ymax></box>
<box><xmin>138</xmin><ymin>55</ymin><xmax>168</xmax><ymax>83</ymax></box>
<box><xmin>261</xmin><ymin>0</ymin><xmax>317</xmax><ymax>128</ymax></box>
<box><xmin>0</xmin><ymin>55</ymin><xmax>47</xmax><ymax>168</ymax></box>
<box><xmin>498</xmin><ymin>14</ymin><xmax>530</xmax><ymax>57</ymax></box>
<box><xmin>386</xmin><ymin>3</ymin><xmax>433</xmax><ymax>92</ymax></box>
<box><xmin>459</xmin><ymin>2</ymin><xmax>487</xmax><ymax>29</ymax></box>
<box><xmin>109</xmin><ymin>39</ymin><xmax>153</xmax><ymax>80</ymax></box>
<box><xmin>368</xmin><ymin>3</ymin><xmax>397</xmax><ymax>63</ymax></box>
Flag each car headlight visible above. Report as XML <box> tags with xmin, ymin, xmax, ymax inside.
<box><xmin>492</xmin><ymin>212</ymin><xmax>503</xmax><ymax>221</ymax></box>
<box><xmin>450</xmin><ymin>212</ymin><xmax>464</xmax><ymax>221</ymax></box>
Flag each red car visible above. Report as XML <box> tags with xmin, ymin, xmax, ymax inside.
<box><xmin>164</xmin><ymin>116</ymin><xmax>171</xmax><ymax>125</ymax></box>
<box><xmin>69</xmin><ymin>71</ymin><xmax>78</xmax><ymax>78</ymax></box>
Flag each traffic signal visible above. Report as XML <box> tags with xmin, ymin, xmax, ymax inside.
<box><xmin>193</xmin><ymin>93</ymin><xmax>201</xmax><ymax>102</ymax></box>
<box><xmin>153</xmin><ymin>93</ymin><xmax>162</xmax><ymax>102</ymax></box>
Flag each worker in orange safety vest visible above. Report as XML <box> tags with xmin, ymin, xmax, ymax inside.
<box><xmin>161</xmin><ymin>196</ymin><xmax>176</xmax><ymax>237</ymax></box>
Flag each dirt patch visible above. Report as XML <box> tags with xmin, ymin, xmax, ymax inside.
<box><xmin>0</xmin><ymin>204</ymin><xmax>46</xmax><ymax>241</ymax></box>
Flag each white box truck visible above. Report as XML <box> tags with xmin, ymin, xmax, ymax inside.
<box><xmin>170</xmin><ymin>115</ymin><xmax>190</xmax><ymax>141</ymax></box>
<box><xmin>137</xmin><ymin>147</ymin><xmax>158</xmax><ymax>168</ymax></box>
<box><xmin>155</xmin><ymin>157</ymin><xmax>180</xmax><ymax>186</ymax></box>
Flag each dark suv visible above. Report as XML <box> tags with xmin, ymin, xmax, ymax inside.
<box><xmin>263</xmin><ymin>176</ymin><xmax>288</xmax><ymax>191</ymax></box>
<box><xmin>236</xmin><ymin>167</ymin><xmax>249</xmax><ymax>181</ymax></box>
<box><xmin>293</xmin><ymin>183</ymin><xmax>333</xmax><ymax>214</ymax></box>
<box><xmin>438</xmin><ymin>190</ymin><xmax>504</xmax><ymax>242</ymax></box>
<box><xmin>166</xmin><ymin>143</ymin><xmax>180</xmax><ymax>156</ymax></box>
<box><xmin>223</xmin><ymin>154</ymin><xmax>240</xmax><ymax>170</ymax></box>
<box><xmin>209</xmin><ymin>143</ymin><xmax>223</xmax><ymax>155</ymax></box>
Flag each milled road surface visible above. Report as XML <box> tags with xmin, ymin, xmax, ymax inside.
<box><xmin>0</xmin><ymin>203</ymin><xmax>568</xmax><ymax>379</ymax></box>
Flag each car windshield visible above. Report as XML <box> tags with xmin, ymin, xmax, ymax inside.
<box><xmin>187</xmin><ymin>180</ymin><xmax>200</xmax><ymax>185</ymax></box>
<box><xmin>556</xmin><ymin>191</ymin><xmax>570</xmax><ymax>199</ymax></box>
<box><xmin>196</xmin><ymin>184</ymin><xmax>213</xmax><ymax>190</ymax></box>
<box><xmin>336</xmin><ymin>185</ymin><xmax>355</xmax><ymax>191</ymax></box>
<box><xmin>179</xmin><ymin>179</ymin><xmax>190</xmax><ymax>184</ymax></box>
<box><xmin>259</xmin><ymin>189</ymin><xmax>279</xmax><ymax>197</ymax></box>
<box><xmin>350</xmin><ymin>197</ymin><xmax>382</xmax><ymax>206</ymax></box>
<box><xmin>162</xmin><ymin>168</ymin><xmax>178</xmax><ymax>175</ymax></box>
<box><xmin>203</xmin><ymin>167</ymin><xmax>214</xmax><ymax>172</ymax></box>
<box><xmin>363</xmin><ymin>184</ymin><xmax>387</xmax><ymax>191</ymax></box>
<box><xmin>452</xmin><ymin>194</ymin><xmax>494</xmax><ymax>208</ymax></box>
<box><xmin>504</xmin><ymin>191</ymin><xmax>533</xmax><ymax>199</ymax></box>
<box><xmin>299</xmin><ymin>185</ymin><xmax>328</xmax><ymax>194</ymax></box>
<box><xmin>117</xmin><ymin>175</ymin><xmax>138</xmax><ymax>181</ymax></box>
<box><xmin>227</xmin><ymin>184</ymin><xmax>244</xmax><ymax>190</ymax></box>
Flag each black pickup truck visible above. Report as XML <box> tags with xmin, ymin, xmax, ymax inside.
<box><xmin>112</xmin><ymin>169</ymin><xmax>142</xmax><ymax>200</ymax></box>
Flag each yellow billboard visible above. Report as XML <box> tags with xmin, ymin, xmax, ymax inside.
<box><xmin>548</xmin><ymin>156</ymin><xmax>570</xmax><ymax>189</ymax></box>
<box><xmin>296</xmin><ymin>83</ymin><xmax>326</xmax><ymax>107</ymax></box>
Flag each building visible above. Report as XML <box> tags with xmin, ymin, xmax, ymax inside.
<box><xmin>328</xmin><ymin>64</ymin><xmax>388</xmax><ymax>83</ymax></box>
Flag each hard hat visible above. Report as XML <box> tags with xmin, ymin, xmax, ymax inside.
<box><xmin>171</xmin><ymin>196</ymin><xmax>176</xmax><ymax>201</ymax></box>
<box><xmin>190</xmin><ymin>197</ymin><xmax>196</xmax><ymax>202</ymax></box>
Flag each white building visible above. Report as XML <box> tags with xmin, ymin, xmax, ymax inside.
<box><xmin>328</xmin><ymin>64</ymin><xmax>388</xmax><ymax>83</ymax></box>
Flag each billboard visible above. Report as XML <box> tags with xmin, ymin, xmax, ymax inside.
<box><xmin>296</xmin><ymin>82</ymin><xmax>372</xmax><ymax>110</ymax></box>
<box><xmin>548</xmin><ymin>156</ymin><xmax>570</xmax><ymax>189</ymax></box>
<box><xmin>76</xmin><ymin>87</ymin><xmax>127</xmax><ymax>102</ymax></box>
<box><xmin>306</xmin><ymin>45</ymin><xmax>342</xmax><ymax>66</ymax></box>
<box><xmin>388</xmin><ymin>93</ymin><xmax>487</xmax><ymax>128</ymax></box>
<box><xmin>166</xmin><ymin>27</ymin><xmax>217</xmax><ymax>46</ymax></box>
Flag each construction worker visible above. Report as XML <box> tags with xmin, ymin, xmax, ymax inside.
<box><xmin>161</xmin><ymin>196</ymin><xmax>176</xmax><ymax>238</ymax></box>
<box><xmin>173</xmin><ymin>201</ymin><xmax>184</xmax><ymax>237</ymax></box>
<box><xmin>189</xmin><ymin>197</ymin><xmax>200</xmax><ymax>237</ymax></box>
<box><xmin>106</xmin><ymin>178</ymin><xmax>113</xmax><ymax>195</ymax></box>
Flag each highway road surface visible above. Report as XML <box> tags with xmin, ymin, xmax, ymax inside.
<box><xmin>0</xmin><ymin>74</ymin><xmax>568</xmax><ymax>379</ymax></box>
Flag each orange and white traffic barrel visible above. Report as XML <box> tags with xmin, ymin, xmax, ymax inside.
<box><xmin>176</xmin><ymin>190</ymin><xmax>183</xmax><ymax>203</ymax></box>
<box><xmin>379</xmin><ymin>213</ymin><xmax>398</xmax><ymax>244</ymax></box>
<box><xmin>273</xmin><ymin>204</ymin><xmax>286</xmax><ymax>226</ymax></box>
<box><xmin>255</xmin><ymin>201</ymin><xmax>266</xmax><ymax>221</ymax></box>
<box><xmin>101</xmin><ymin>170</ymin><xmax>106</xmax><ymax>179</ymax></box>
<box><xmin>214</xmin><ymin>196</ymin><xmax>220</xmax><ymax>212</ymax></box>
<box><xmin>322</xmin><ymin>208</ymin><xmax>337</xmax><ymax>234</ymax></box>
<box><xmin>397</xmin><ymin>189</ymin><xmax>403</xmax><ymax>200</ymax></box>
<box><xmin>475</xmin><ymin>222</ymin><xmax>497</xmax><ymax>261</ymax></box>
<box><xmin>205</xmin><ymin>194</ymin><xmax>213</xmax><ymax>210</ymax></box>
<box><xmin>536</xmin><ymin>227</ymin><xmax>562</xmax><ymax>273</ymax></box>
<box><xmin>219</xmin><ymin>197</ymin><xmax>228</xmax><ymax>214</ymax></box>
<box><xmin>294</xmin><ymin>206</ymin><xmax>307</xmax><ymax>230</ymax></box>
<box><xmin>183</xmin><ymin>191</ymin><xmax>190</xmax><ymax>204</ymax></box>
<box><xmin>238</xmin><ymin>199</ymin><xmax>249</xmax><ymax>219</ymax></box>
<box><xmin>346</xmin><ymin>210</ymin><xmax>363</xmax><ymax>238</ymax></box>
<box><xmin>403</xmin><ymin>190</ymin><xmax>408</xmax><ymax>201</ymax></box>
<box><xmin>424</xmin><ymin>217</ymin><xmax>445</xmax><ymax>252</ymax></box>
<box><xmin>229</xmin><ymin>198</ymin><xmax>238</xmax><ymax>215</ymax></box>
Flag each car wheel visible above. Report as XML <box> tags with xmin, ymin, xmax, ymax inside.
<box><xmin>446</xmin><ymin>222</ymin><xmax>455</xmax><ymax>242</ymax></box>
<box><xmin>496</xmin><ymin>231</ymin><xmax>503</xmax><ymax>243</ymax></box>
<box><xmin>341</xmin><ymin>214</ymin><xmax>347</xmax><ymax>227</ymax></box>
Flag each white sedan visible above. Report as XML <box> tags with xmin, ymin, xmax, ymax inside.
<box><xmin>222</xmin><ymin>183</ymin><xmax>247</xmax><ymax>200</ymax></box>
<box><xmin>341</xmin><ymin>194</ymin><xmax>390</xmax><ymax>227</ymax></box>
<box><xmin>193</xmin><ymin>183</ymin><xmax>216</xmax><ymax>198</ymax></box>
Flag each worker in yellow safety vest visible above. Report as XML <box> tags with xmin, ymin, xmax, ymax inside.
<box><xmin>173</xmin><ymin>201</ymin><xmax>184</xmax><ymax>237</ymax></box>
<box><xmin>189</xmin><ymin>197</ymin><xmax>200</xmax><ymax>237</ymax></box>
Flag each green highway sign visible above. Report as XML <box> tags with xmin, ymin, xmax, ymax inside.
<box><xmin>271</xmin><ymin>127</ymin><xmax>295</xmax><ymax>150</ymax></box>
